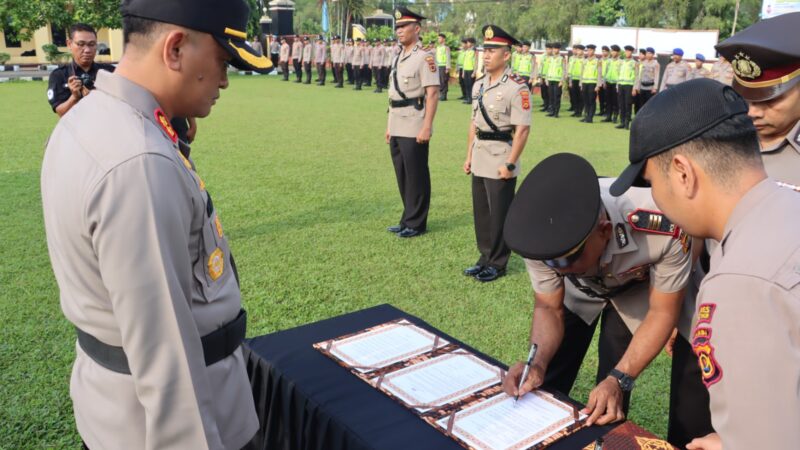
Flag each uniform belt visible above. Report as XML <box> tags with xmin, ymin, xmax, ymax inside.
<box><xmin>566</xmin><ymin>275</ymin><xmax>648</xmax><ymax>300</ymax></box>
<box><xmin>389</xmin><ymin>97</ymin><xmax>424</xmax><ymax>110</ymax></box>
<box><xmin>640</xmin><ymin>80</ymin><xmax>654</xmax><ymax>87</ymax></box>
<box><xmin>476</xmin><ymin>130</ymin><xmax>513</xmax><ymax>141</ymax></box>
<box><xmin>76</xmin><ymin>309</ymin><xmax>247</xmax><ymax>375</ymax></box>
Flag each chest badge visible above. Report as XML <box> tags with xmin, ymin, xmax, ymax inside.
<box><xmin>615</xmin><ymin>223</ymin><xmax>629</xmax><ymax>248</ymax></box>
<box><xmin>208</xmin><ymin>247</ymin><xmax>224</xmax><ymax>281</ymax></box>
<box><xmin>154</xmin><ymin>108</ymin><xmax>178</xmax><ymax>144</ymax></box>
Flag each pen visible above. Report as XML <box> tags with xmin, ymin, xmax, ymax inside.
<box><xmin>514</xmin><ymin>343</ymin><xmax>538</xmax><ymax>403</ymax></box>
<box><xmin>594</xmin><ymin>437</ymin><xmax>604</xmax><ymax>450</ymax></box>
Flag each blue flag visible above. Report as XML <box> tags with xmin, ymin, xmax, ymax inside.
<box><xmin>321</xmin><ymin>0</ymin><xmax>329</xmax><ymax>33</ymax></box>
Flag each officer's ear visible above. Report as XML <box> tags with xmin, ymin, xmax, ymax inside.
<box><xmin>670</xmin><ymin>153</ymin><xmax>700</xmax><ymax>199</ymax></box>
<box><xmin>162</xmin><ymin>29</ymin><xmax>190</xmax><ymax>71</ymax></box>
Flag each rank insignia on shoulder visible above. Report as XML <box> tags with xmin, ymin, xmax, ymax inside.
<box><xmin>626</xmin><ymin>208</ymin><xmax>680</xmax><ymax>237</ymax></box>
<box><xmin>777</xmin><ymin>181</ymin><xmax>800</xmax><ymax>192</ymax></box>
<box><xmin>615</xmin><ymin>223</ymin><xmax>628</xmax><ymax>248</ymax></box>
<box><xmin>154</xmin><ymin>108</ymin><xmax>178</xmax><ymax>144</ymax></box>
<box><xmin>509</xmin><ymin>74</ymin><xmax>526</xmax><ymax>84</ymax></box>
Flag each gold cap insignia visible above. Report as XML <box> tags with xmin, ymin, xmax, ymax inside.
<box><xmin>485</xmin><ymin>27</ymin><xmax>494</xmax><ymax>40</ymax></box>
<box><xmin>395</xmin><ymin>10</ymin><xmax>402</xmax><ymax>19</ymax></box>
<box><xmin>732</xmin><ymin>52</ymin><xmax>761</xmax><ymax>80</ymax></box>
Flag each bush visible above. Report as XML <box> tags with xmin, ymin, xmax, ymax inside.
<box><xmin>0</xmin><ymin>52</ymin><xmax>10</xmax><ymax>65</ymax></box>
<box><xmin>366</xmin><ymin>25</ymin><xmax>394</xmax><ymax>42</ymax></box>
<box><xmin>421</xmin><ymin>31</ymin><xmax>459</xmax><ymax>51</ymax></box>
<box><xmin>41</xmin><ymin>44</ymin><xmax>70</xmax><ymax>64</ymax></box>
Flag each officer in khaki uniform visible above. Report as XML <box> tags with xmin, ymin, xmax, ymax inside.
<box><xmin>314</xmin><ymin>36</ymin><xmax>327</xmax><ymax>86</ymax></box>
<box><xmin>40</xmin><ymin>0</ymin><xmax>273</xmax><ymax>448</ymax></box>
<box><xmin>633</xmin><ymin>47</ymin><xmax>659</xmax><ymax>111</ymax></box>
<box><xmin>292</xmin><ymin>35</ymin><xmax>303</xmax><ymax>83</ymax></box>
<box><xmin>501</xmin><ymin>153</ymin><xmax>692</xmax><ymax>428</ymax></box>
<box><xmin>279</xmin><ymin>37</ymin><xmax>291</xmax><ymax>81</ymax></box>
<box><xmin>611</xmin><ymin>78</ymin><xmax>800</xmax><ymax>450</ymax></box>
<box><xmin>331</xmin><ymin>35</ymin><xmax>344</xmax><ymax>88</ymax></box>
<box><xmin>660</xmin><ymin>48</ymin><xmax>690</xmax><ymax>91</ymax></box>
<box><xmin>686</xmin><ymin>53</ymin><xmax>710</xmax><ymax>80</ymax></box>
<box><xmin>345</xmin><ymin>38</ymin><xmax>355</xmax><ymax>84</ymax></box>
<box><xmin>383</xmin><ymin>38</ymin><xmax>394</xmax><ymax>91</ymax></box>
<box><xmin>352</xmin><ymin>38</ymin><xmax>364</xmax><ymax>90</ymax></box>
<box><xmin>709</xmin><ymin>55</ymin><xmax>733</xmax><ymax>86</ymax></box>
<box><xmin>386</xmin><ymin>7</ymin><xmax>440</xmax><ymax>238</ymax></box>
<box><xmin>371</xmin><ymin>39</ymin><xmax>385</xmax><ymax>93</ymax></box>
<box><xmin>462</xmin><ymin>25</ymin><xmax>531</xmax><ymax>283</ymax></box>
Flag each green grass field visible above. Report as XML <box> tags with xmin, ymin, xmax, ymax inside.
<box><xmin>0</xmin><ymin>75</ymin><xmax>671</xmax><ymax>447</ymax></box>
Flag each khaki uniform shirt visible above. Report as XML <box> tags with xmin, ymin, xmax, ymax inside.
<box><xmin>314</xmin><ymin>42</ymin><xmax>326</xmax><ymax>64</ymax></box>
<box><xmin>331</xmin><ymin>43</ymin><xmax>344</xmax><ymax>64</ymax></box>
<box><xmin>687</xmin><ymin>65</ymin><xmax>711</xmax><ymax>80</ymax></box>
<box><xmin>384</xmin><ymin>45</ymin><xmax>394</xmax><ymax>67</ymax></box>
<box><xmin>364</xmin><ymin>46</ymin><xmax>372</xmax><ymax>67</ymax></box>
<box><xmin>387</xmin><ymin>42</ymin><xmax>440</xmax><ymax>138</ymax></box>
<box><xmin>279</xmin><ymin>42</ymin><xmax>290</xmax><ymax>63</ymax></box>
<box><xmin>40</xmin><ymin>71</ymin><xmax>258</xmax><ymax>450</ymax></box>
<box><xmin>371</xmin><ymin>45</ymin><xmax>385</xmax><ymax>68</ymax></box>
<box><xmin>352</xmin><ymin>45</ymin><xmax>364</xmax><ymax>66</ymax></box>
<box><xmin>525</xmin><ymin>178</ymin><xmax>693</xmax><ymax>337</ymax></box>
<box><xmin>470</xmin><ymin>68</ymin><xmax>531</xmax><ymax>179</ymax></box>
<box><xmin>345</xmin><ymin>44</ymin><xmax>354</xmax><ymax>64</ymax></box>
<box><xmin>292</xmin><ymin>41</ymin><xmax>303</xmax><ymax>61</ymax></box>
<box><xmin>710</xmin><ymin>60</ymin><xmax>734</xmax><ymax>85</ymax></box>
<box><xmin>302</xmin><ymin>43</ymin><xmax>312</xmax><ymax>63</ymax></box>
<box><xmin>634</xmin><ymin>59</ymin><xmax>660</xmax><ymax>91</ymax></box>
<box><xmin>762</xmin><ymin>120</ymin><xmax>800</xmax><ymax>186</ymax></box>
<box><xmin>660</xmin><ymin>60</ymin><xmax>691</xmax><ymax>91</ymax></box>
<box><xmin>694</xmin><ymin>179</ymin><xmax>800</xmax><ymax>450</ymax></box>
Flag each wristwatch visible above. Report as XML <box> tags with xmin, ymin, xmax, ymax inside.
<box><xmin>609</xmin><ymin>369</ymin><xmax>636</xmax><ymax>392</ymax></box>
<box><xmin>505</xmin><ymin>162</ymin><xmax>516</xmax><ymax>171</ymax></box>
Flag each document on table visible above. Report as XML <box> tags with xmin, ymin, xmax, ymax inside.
<box><xmin>437</xmin><ymin>391</ymin><xmax>586</xmax><ymax>450</ymax></box>
<box><xmin>328</xmin><ymin>320</ymin><xmax>449</xmax><ymax>372</ymax></box>
<box><xmin>379</xmin><ymin>353</ymin><xmax>502</xmax><ymax>412</ymax></box>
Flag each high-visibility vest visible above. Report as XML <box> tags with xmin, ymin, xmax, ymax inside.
<box><xmin>546</xmin><ymin>55</ymin><xmax>563</xmax><ymax>81</ymax></box>
<box><xmin>540</xmin><ymin>55</ymin><xmax>551</xmax><ymax>78</ymax></box>
<box><xmin>456</xmin><ymin>51</ymin><xmax>464</xmax><ymax>68</ymax></box>
<box><xmin>581</xmin><ymin>58</ymin><xmax>599</xmax><ymax>83</ymax></box>
<box><xmin>618</xmin><ymin>59</ymin><xmax>637</xmax><ymax>85</ymax></box>
<box><xmin>569</xmin><ymin>56</ymin><xmax>584</xmax><ymax>78</ymax></box>
<box><xmin>605</xmin><ymin>58</ymin><xmax>620</xmax><ymax>83</ymax></box>
<box><xmin>463</xmin><ymin>49</ymin><xmax>476</xmax><ymax>71</ymax></box>
<box><xmin>518</xmin><ymin>54</ymin><xmax>533</xmax><ymax>76</ymax></box>
<box><xmin>436</xmin><ymin>45</ymin><xmax>448</xmax><ymax>66</ymax></box>
<box><xmin>512</xmin><ymin>52</ymin><xmax>520</xmax><ymax>72</ymax></box>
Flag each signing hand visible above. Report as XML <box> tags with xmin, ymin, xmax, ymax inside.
<box><xmin>582</xmin><ymin>377</ymin><xmax>626</xmax><ymax>426</ymax></box>
<box><xmin>502</xmin><ymin>361</ymin><xmax>545</xmax><ymax>399</ymax></box>
<box><xmin>686</xmin><ymin>433</ymin><xmax>722</xmax><ymax>450</ymax></box>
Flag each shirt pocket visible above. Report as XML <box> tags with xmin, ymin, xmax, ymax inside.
<box><xmin>193</xmin><ymin>209</ymin><xmax>232</xmax><ymax>303</ymax></box>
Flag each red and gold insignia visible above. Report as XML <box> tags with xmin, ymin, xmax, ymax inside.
<box><xmin>678</xmin><ymin>230</ymin><xmax>691</xmax><ymax>254</ymax></box>
<box><xmin>697</xmin><ymin>303</ymin><xmax>716</xmax><ymax>325</ymax></box>
<box><xmin>208</xmin><ymin>247</ymin><xmax>224</xmax><ymax>281</ymax></box>
<box><xmin>732</xmin><ymin>52</ymin><xmax>761</xmax><ymax>80</ymax></box>
<box><xmin>692</xmin><ymin>327</ymin><xmax>723</xmax><ymax>388</ymax></box>
<box><xmin>154</xmin><ymin>108</ymin><xmax>178</xmax><ymax>144</ymax></box>
<box><xmin>425</xmin><ymin>55</ymin><xmax>437</xmax><ymax>73</ymax></box>
<box><xmin>214</xmin><ymin>215</ymin><xmax>224</xmax><ymax>238</ymax></box>
<box><xmin>520</xmin><ymin>90</ymin><xmax>530</xmax><ymax>111</ymax></box>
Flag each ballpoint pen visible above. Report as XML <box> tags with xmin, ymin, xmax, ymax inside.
<box><xmin>514</xmin><ymin>343</ymin><xmax>538</xmax><ymax>403</ymax></box>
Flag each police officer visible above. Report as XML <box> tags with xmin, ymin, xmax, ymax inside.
<box><xmin>602</xmin><ymin>44</ymin><xmax>621</xmax><ymax>123</ymax></box>
<box><xmin>660</xmin><ymin>48</ymin><xmax>690</xmax><ymax>91</ymax></box>
<box><xmin>538</xmin><ymin>43</ymin><xmax>552</xmax><ymax>112</ymax></box>
<box><xmin>385</xmin><ymin>7</ymin><xmax>440</xmax><ymax>238</ymax></box>
<box><xmin>461</xmin><ymin>37</ymin><xmax>477</xmax><ymax>105</ymax></box>
<box><xmin>567</xmin><ymin>44</ymin><xmax>585</xmax><ymax>116</ymax></box>
<box><xmin>717</xmin><ymin>11</ymin><xmax>800</xmax><ymax>186</ymax></box>
<box><xmin>292</xmin><ymin>35</ymin><xmax>303</xmax><ymax>83</ymax></box>
<box><xmin>501</xmin><ymin>153</ymin><xmax>692</xmax><ymax>428</ymax></box>
<box><xmin>462</xmin><ymin>25</ymin><xmax>531</xmax><ymax>282</ymax></box>
<box><xmin>302</xmin><ymin>36</ymin><xmax>313</xmax><ymax>84</ymax></box>
<box><xmin>279</xmin><ymin>36</ymin><xmax>291</xmax><ymax>80</ymax></box>
<box><xmin>47</xmin><ymin>23</ymin><xmax>116</xmax><ymax>117</ymax></box>
<box><xmin>545</xmin><ymin>43</ymin><xmax>566</xmax><ymax>117</ymax></box>
<box><xmin>315</xmin><ymin>36</ymin><xmax>327</xmax><ymax>86</ymax></box>
<box><xmin>598</xmin><ymin>45</ymin><xmax>610</xmax><ymax>116</ymax></box>
<box><xmin>616</xmin><ymin>45</ymin><xmax>638</xmax><ymax>130</ymax></box>
<box><xmin>580</xmin><ymin>44</ymin><xmax>602</xmax><ymax>123</ymax></box>
<box><xmin>363</xmin><ymin>40</ymin><xmax>373</xmax><ymax>87</ymax></box>
<box><xmin>40</xmin><ymin>0</ymin><xmax>272</xmax><ymax>447</ymax></box>
<box><xmin>352</xmin><ymin>38</ymin><xmax>364</xmax><ymax>90</ymax></box>
<box><xmin>382</xmin><ymin>38</ymin><xmax>394</xmax><ymax>91</ymax></box>
<box><xmin>633</xmin><ymin>47</ymin><xmax>659</xmax><ymax>112</ymax></box>
<box><xmin>331</xmin><ymin>35</ymin><xmax>344</xmax><ymax>88</ymax></box>
<box><xmin>687</xmin><ymin>53</ymin><xmax>710</xmax><ymax>80</ymax></box>
<box><xmin>517</xmin><ymin>42</ymin><xmax>535</xmax><ymax>87</ymax></box>
<box><xmin>610</xmin><ymin>78</ymin><xmax>800</xmax><ymax>450</ymax></box>
<box><xmin>269</xmin><ymin>34</ymin><xmax>280</xmax><ymax>68</ymax></box>
<box><xmin>371</xmin><ymin>39</ymin><xmax>385</xmax><ymax>93</ymax></box>
<box><xmin>709</xmin><ymin>55</ymin><xmax>733</xmax><ymax>86</ymax></box>
<box><xmin>435</xmin><ymin>33</ymin><xmax>451</xmax><ymax>101</ymax></box>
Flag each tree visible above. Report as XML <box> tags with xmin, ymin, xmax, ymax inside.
<box><xmin>0</xmin><ymin>0</ymin><xmax>121</xmax><ymax>41</ymax></box>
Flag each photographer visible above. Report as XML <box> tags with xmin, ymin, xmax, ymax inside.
<box><xmin>47</xmin><ymin>23</ymin><xmax>115</xmax><ymax>117</ymax></box>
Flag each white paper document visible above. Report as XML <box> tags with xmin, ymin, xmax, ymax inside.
<box><xmin>329</xmin><ymin>320</ymin><xmax>448</xmax><ymax>372</ymax></box>
<box><xmin>437</xmin><ymin>391</ymin><xmax>585</xmax><ymax>450</ymax></box>
<box><xmin>379</xmin><ymin>353</ymin><xmax>501</xmax><ymax>411</ymax></box>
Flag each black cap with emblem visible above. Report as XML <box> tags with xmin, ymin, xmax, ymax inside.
<box><xmin>610</xmin><ymin>78</ymin><xmax>750</xmax><ymax>196</ymax></box>
<box><xmin>121</xmin><ymin>0</ymin><xmax>273</xmax><ymax>73</ymax></box>
<box><xmin>715</xmin><ymin>11</ymin><xmax>800</xmax><ymax>102</ymax></box>
<box><xmin>481</xmin><ymin>25</ymin><xmax>521</xmax><ymax>48</ymax></box>
<box><xmin>504</xmin><ymin>153</ymin><xmax>602</xmax><ymax>269</ymax></box>
<box><xmin>394</xmin><ymin>7</ymin><xmax>425</xmax><ymax>27</ymax></box>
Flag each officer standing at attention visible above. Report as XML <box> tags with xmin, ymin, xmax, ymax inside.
<box><xmin>345</xmin><ymin>38</ymin><xmax>355</xmax><ymax>84</ymax></box>
<box><xmin>610</xmin><ymin>78</ymin><xmax>800</xmax><ymax>450</ymax></box>
<box><xmin>616</xmin><ymin>45</ymin><xmax>638</xmax><ymax>130</ymax></box>
<box><xmin>545</xmin><ymin>43</ymin><xmax>566</xmax><ymax>117</ymax></box>
<box><xmin>292</xmin><ymin>35</ymin><xmax>303</xmax><ymax>83</ymax></box>
<box><xmin>517</xmin><ymin>42</ymin><xmax>535</xmax><ymax>87</ymax></box>
<box><xmin>302</xmin><ymin>36</ymin><xmax>313</xmax><ymax>84</ymax></box>
<box><xmin>633</xmin><ymin>47</ymin><xmax>659</xmax><ymax>111</ymax></box>
<box><xmin>331</xmin><ymin>35</ymin><xmax>344</xmax><ymax>88</ymax></box>
<box><xmin>579</xmin><ymin>44</ymin><xmax>602</xmax><ymax>123</ymax></box>
<box><xmin>462</xmin><ymin>25</ymin><xmax>531</xmax><ymax>282</ymax></box>
<box><xmin>385</xmin><ymin>7</ymin><xmax>440</xmax><ymax>238</ymax></box>
<box><xmin>461</xmin><ymin>37</ymin><xmax>477</xmax><ymax>104</ymax></box>
<box><xmin>660</xmin><ymin>48</ymin><xmax>690</xmax><ymax>91</ymax></box>
<box><xmin>538</xmin><ymin>43</ymin><xmax>552</xmax><ymax>112</ymax></box>
<box><xmin>602</xmin><ymin>44</ymin><xmax>621</xmax><ymax>123</ymax></box>
<box><xmin>598</xmin><ymin>45</ymin><xmax>610</xmax><ymax>116</ymax></box>
<box><xmin>687</xmin><ymin>54</ymin><xmax>710</xmax><ymax>80</ymax></box>
<box><xmin>709</xmin><ymin>55</ymin><xmax>733</xmax><ymax>85</ymax></box>
<box><xmin>716</xmin><ymin>11</ymin><xmax>800</xmax><ymax>187</ymax></box>
<box><xmin>567</xmin><ymin>44</ymin><xmax>585</xmax><ymax>116</ymax></box>
<box><xmin>383</xmin><ymin>38</ymin><xmax>394</xmax><ymax>91</ymax></box>
<box><xmin>279</xmin><ymin>36</ymin><xmax>291</xmax><ymax>81</ymax></box>
<box><xmin>501</xmin><ymin>153</ymin><xmax>692</xmax><ymax>428</ymax></box>
<box><xmin>435</xmin><ymin>33</ymin><xmax>451</xmax><ymax>101</ymax></box>
<box><xmin>269</xmin><ymin>34</ymin><xmax>280</xmax><ymax>69</ymax></box>
<box><xmin>47</xmin><ymin>23</ymin><xmax>116</xmax><ymax>117</ymax></box>
<box><xmin>371</xmin><ymin>39</ymin><xmax>385</xmax><ymax>93</ymax></box>
<box><xmin>315</xmin><ymin>36</ymin><xmax>327</xmax><ymax>86</ymax></box>
<box><xmin>352</xmin><ymin>38</ymin><xmax>364</xmax><ymax>90</ymax></box>
<box><xmin>40</xmin><ymin>0</ymin><xmax>273</xmax><ymax>447</ymax></box>
<box><xmin>363</xmin><ymin>40</ymin><xmax>373</xmax><ymax>87</ymax></box>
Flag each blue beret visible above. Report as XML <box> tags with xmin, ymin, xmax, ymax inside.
<box><xmin>673</xmin><ymin>48</ymin><xmax>684</xmax><ymax>56</ymax></box>
<box><xmin>696</xmin><ymin>53</ymin><xmax>705</xmax><ymax>61</ymax></box>
<box><xmin>646</xmin><ymin>47</ymin><xmax>655</xmax><ymax>53</ymax></box>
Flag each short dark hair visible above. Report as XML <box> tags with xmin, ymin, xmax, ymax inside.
<box><xmin>652</xmin><ymin>113</ymin><xmax>762</xmax><ymax>188</ymax></box>
<box><xmin>69</xmin><ymin>23</ymin><xmax>97</xmax><ymax>40</ymax></box>
<box><xmin>122</xmin><ymin>16</ymin><xmax>165</xmax><ymax>46</ymax></box>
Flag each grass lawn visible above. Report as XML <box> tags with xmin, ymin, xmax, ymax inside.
<box><xmin>0</xmin><ymin>74</ymin><xmax>671</xmax><ymax>447</ymax></box>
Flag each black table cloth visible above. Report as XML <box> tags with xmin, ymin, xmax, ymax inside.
<box><xmin>243</xmin><ymin>304</ymin><xmax>616</xmax><ymax>450</ymax></box>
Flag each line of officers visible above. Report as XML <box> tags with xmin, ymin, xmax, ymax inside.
<box><xmin>276</xmin><ymin>34</ymin><xmax>402</xmax><ymax>92</ymax></box>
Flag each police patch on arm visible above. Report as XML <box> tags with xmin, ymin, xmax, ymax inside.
<box><xmin>425</xmin><ymin>55</ymin><xmax>436</xmax><ymax>73</ymax></box>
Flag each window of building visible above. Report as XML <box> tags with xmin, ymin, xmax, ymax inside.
<box><xmin>52</xmin><ymin>25</ymin><xmax>67</xmax><ymax>47</ymax></box>
<box><xmin>3</xmin><ymin>26</ymin><xmax>22</xmax><ymax>48</ymax></box>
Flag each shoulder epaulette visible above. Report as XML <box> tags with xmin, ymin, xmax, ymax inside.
<box><xmin>508</xmin><ymin>74</ymin><xmax>526</xmax><ymax>84</ymax></box>
<box><xmin>626</xmin><ymin>208</ymin><xmax>680</xmax><ymax>237</ymax></box>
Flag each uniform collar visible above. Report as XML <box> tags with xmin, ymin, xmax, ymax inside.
<box><xmin>483</xmin><ymin>67</ymin><xmax>513</xmax><ymax>90</ymax></box>
<box><xmin>599</xmin><ymin>184</ymin><xmax>640</xmax><ymax>267</ymax></box>
<box><xmin>720</xmin><ymin>178</ymin><xmax>779</xmax><ymax>256</ymax></box>
<box><xmin>762</xmin><ymin>119</ymin><xmax>800</xmax><ymax>155</ymax></box>
<box><xmin>400</xmin><ymin>42</ymin><xmax>420</xmax><ymax>61</ymax></box>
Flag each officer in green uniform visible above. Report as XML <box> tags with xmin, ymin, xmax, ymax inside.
<box><xmin>603</xmin><ymin>44</ymin><xmax>621</xmax><ymax>123</ymax></box>
<box><xmin>580</xmin><ymin>44</ymin><xmax>602</xmax><ymax>123</ymax></box>
<box><xmin>456</xmin><ymin>39</ymin><xmax>466</xmax><ymax>100</ymax></box>
<box><xmin>511</xmin><ymin>44</ymin><xmax>521</xmax><ymax>75</ymax></box>
<box><xmin>598</xmin><ymin>45</ymin><xmax>610</xmax><ymax>116</ymax></box>
<box><xmin>568</xmin><ymin>44</ymin><xmax>585</xmax><ymax>116</ymax></box>
<box><xmin>435</xmin><ymin>33</ymin><xmax>451</xmax><ymax>101</ymax></box>
<box><xmin>538</xmin><ymin>43</ymin><xmax>552</xmax><ymax>111</ymax></box>
<box><xmin>517</xmin><ymin>42</ymin><xmax>534</xmax><ymax>86</ymax></box>
<box><xmin>545</xmin><ymin>42</ymin><xmax>566</xmax><ymax>117</ymax></box>
<box><xmin>462</xmin><ymin>38</ymin><xmax>477</xmax><ymax>104</ymax></box>
<box><xmin>616</xmin><ymin>45</ymin><xmax>638</xmax><ymax>130</ymax></box>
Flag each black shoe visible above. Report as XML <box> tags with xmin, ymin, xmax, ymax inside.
<box><xmin>398</xmin><ymin>227</ymin><xmax>425</xmax><ymax>238</ymax></box>
<box><xmin>570</xmin><ymin>112</ymin><xmax>581</xmax><ymax>117</ymax></box>
<box><xmin>625</xmin><ymin>122</ymin><xmax>631</xmax><ymax>130</ymax></box>
<box><xmin>462</xmin><ymin>100</ymin><xmax>471</xmax><ymax>104</ymax></box>
<box><xmin>463</xmin><ymin>264</ymin><xmax>484</xmax><ymax>276</ymax></box>
<box><xmin>475</xmin><ymin>266</ymin><xmax>506</xmax><ymax>282</ymax></box>
<box><xmin>585</xmin><ymin>118</ymin><xmax>593</xmax><ymax>123</ymax></box>
<box><xmin>387</xmin><ymin>224</ymin><xmax>402</xmax><ymax>233</ymax></box>
<box><xmin>304</xmin><ymin>81</ymin><xmax>311</xmax><ymax>84</ymax></box>
<box><xmin>546</xmin><ymin>112</ymin><xmax>555</xmax><ymax>117</ymax></box>
<box><xmin>612</xmin><ymin>115</ymin><xmax>618</xmax><ymax>123</ymax></box>
<box><xmin>601</xmin><ymin>117</ymin><xmax>613</xmax><ymax>122</ymax></box>
<box><xmin>354</xmin><ymin>87</ymin><xmax>362</xmax><ymax>90</ymax></box>
<box><xmin>579</xmin><ymin>117</ymin><xmax>587</xmax><ymax>123</ymax></box>
<box><xmin>615</xmin><ymin>122</ymin><xmax>625</xmax><ymax>129</ymax></box>
<box><xmin>335</xmin><ymin>85</ymin><xmax>343</xmax><ymax>88</ymax></box>
<box><xmin>567</xmin><ymin>107</ymin><xmax>574</xmax><ymax>112</ymax></box>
